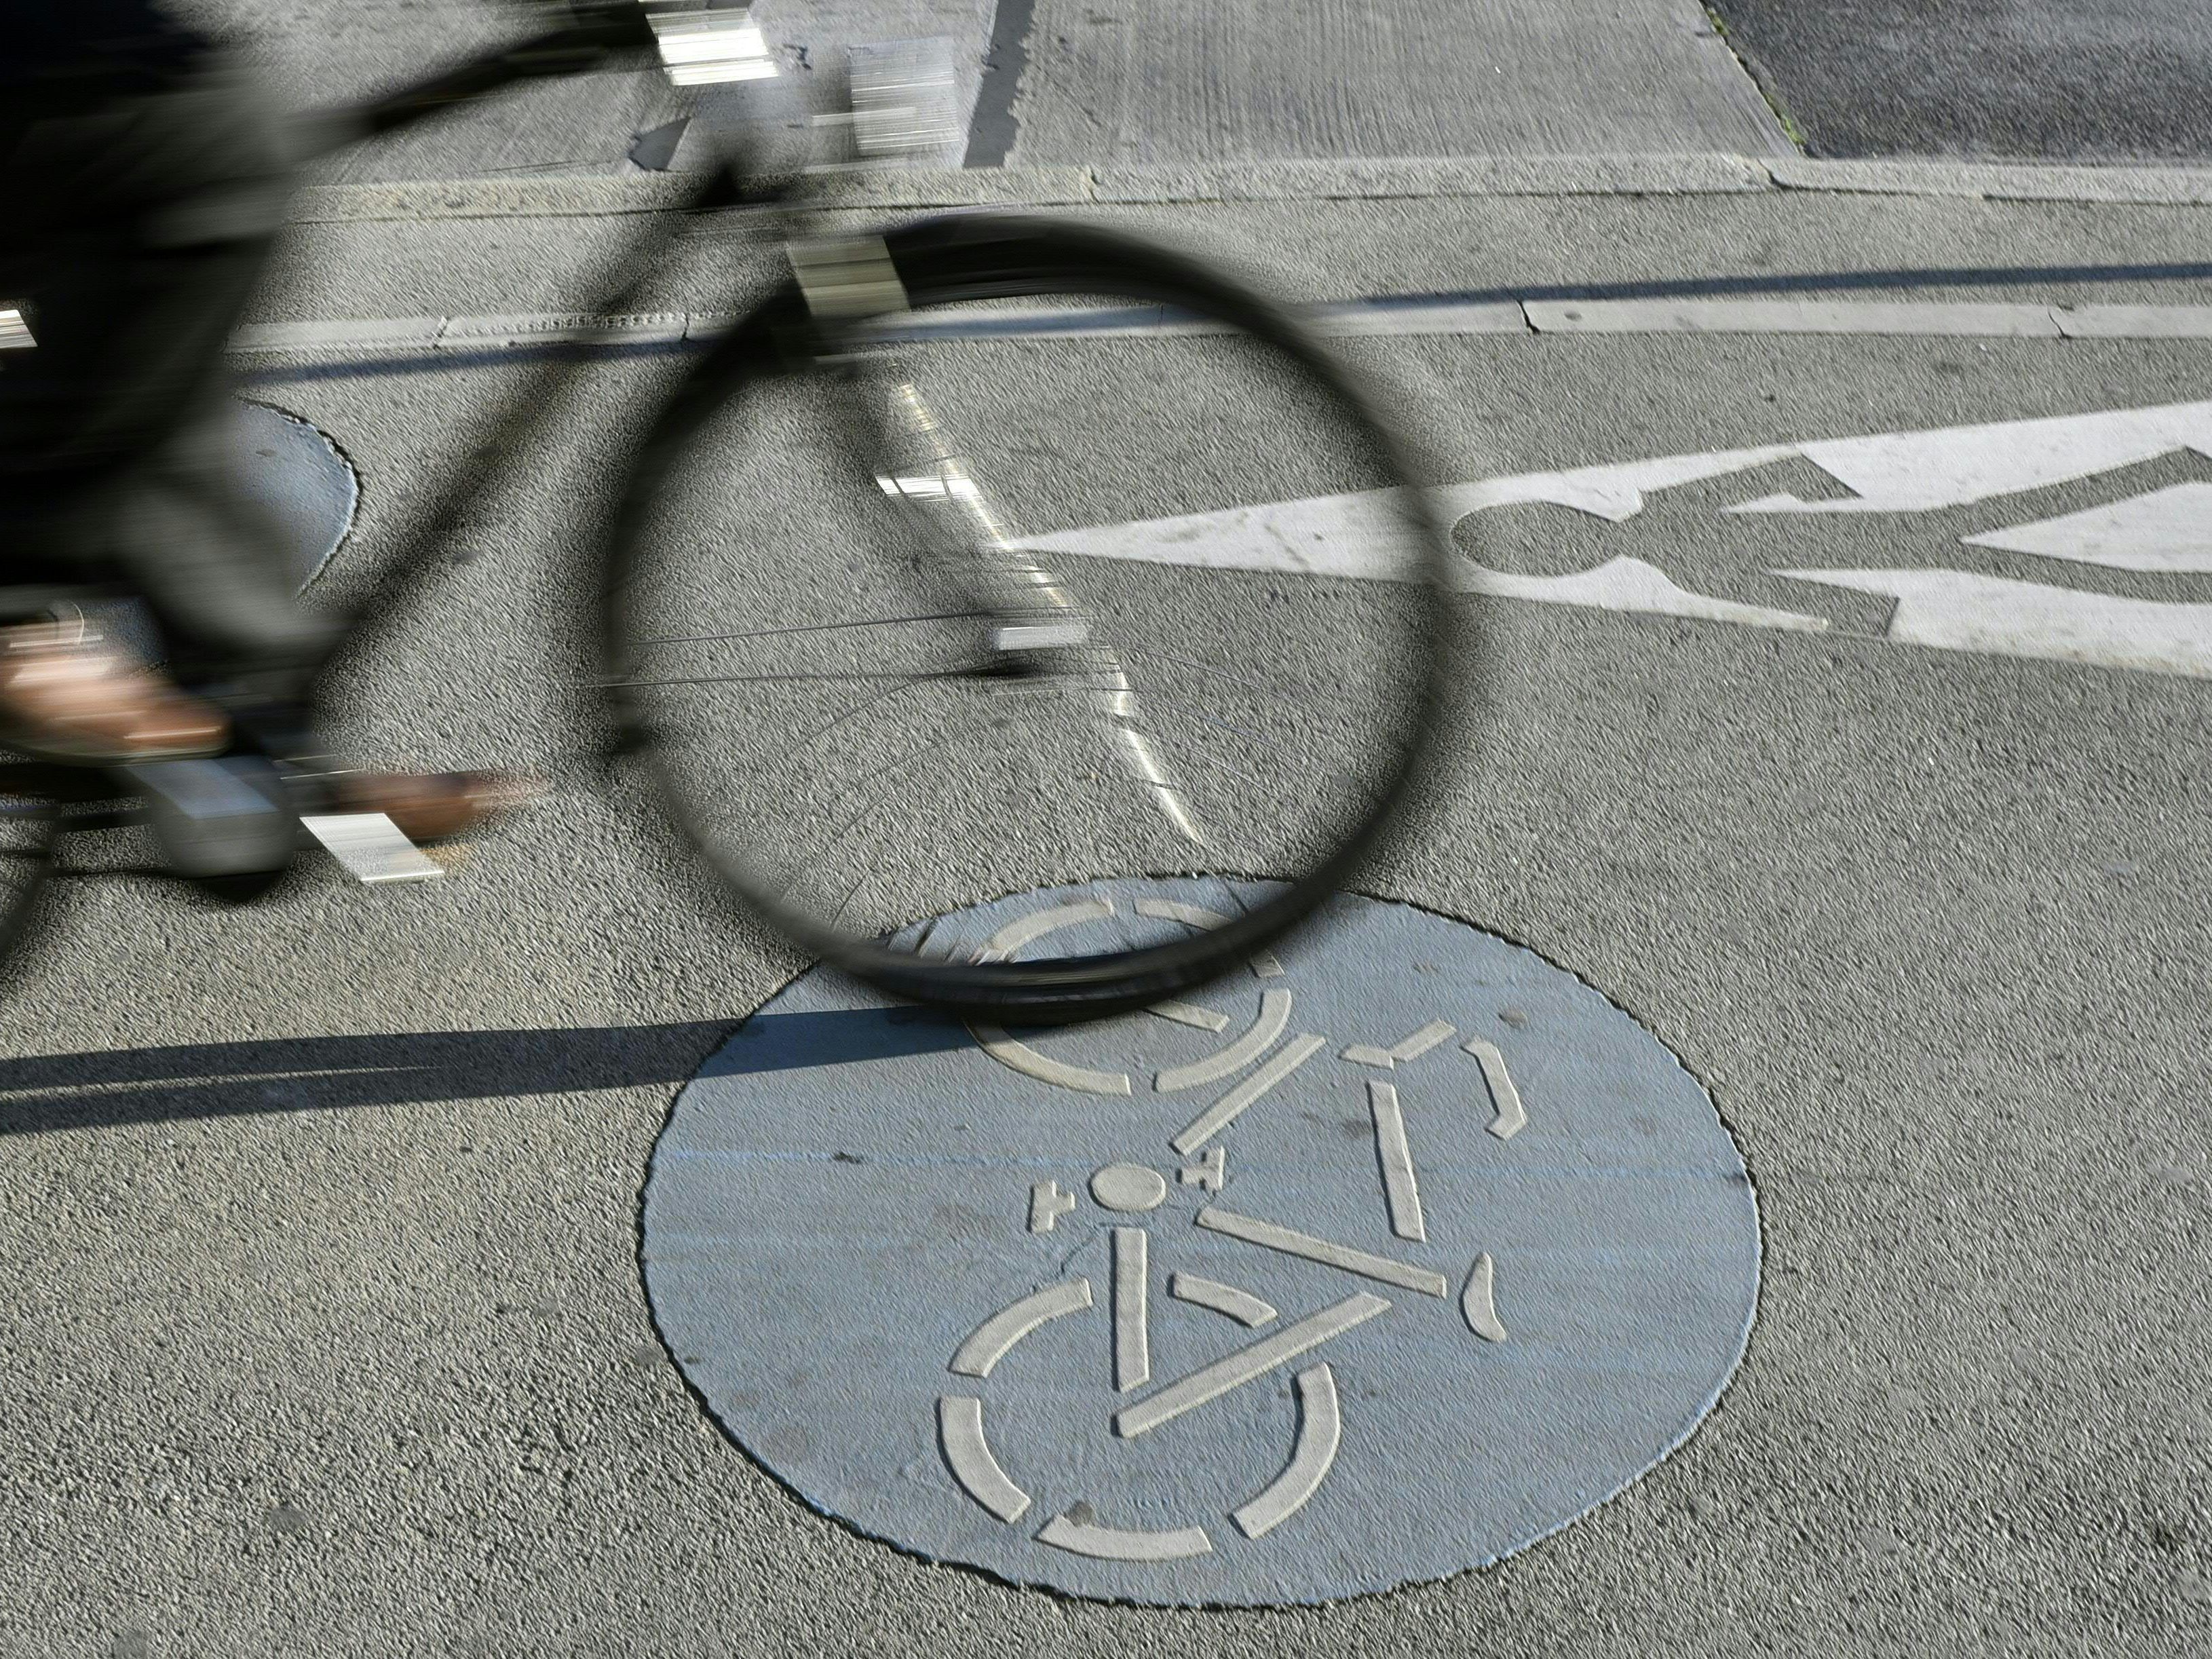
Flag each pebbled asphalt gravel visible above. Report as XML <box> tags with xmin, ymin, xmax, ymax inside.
<box><xmin>1706</xmin><ymin>0</ymin><xmax>2212</xmax><ymax>162</ymax></box>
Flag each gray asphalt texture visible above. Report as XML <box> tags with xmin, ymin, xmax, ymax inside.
<box><xmin>4</xmin><ymin>181</ymin><xmax>2212</xmax><ymax>1653</ymax></box>
<box><xmin>1706</xmin><ymin>0</ymin><xmax>2212</xmax><ymax>162</ymax></box>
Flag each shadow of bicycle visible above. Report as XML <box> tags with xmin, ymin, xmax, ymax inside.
<box><xmin>0</xmin><ymin>1005</ymin><xmax>976</xmax><ymax>1136</ymax></box>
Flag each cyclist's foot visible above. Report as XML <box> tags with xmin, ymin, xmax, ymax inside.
<box><xmin>329</xmin><ymin>769</ymin><xmax>541</xmax><ymax>844</ymax></box>
<box><xmin>0</xmin><ymin>620</ymin><xmax>231</xmax><ymax>761</ymax></box>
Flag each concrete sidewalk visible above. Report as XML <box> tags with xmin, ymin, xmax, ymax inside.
<box><xmin>176</xmin><ymin>0</ymin><xmax>1789</xmax><ymax>180</ymax></box>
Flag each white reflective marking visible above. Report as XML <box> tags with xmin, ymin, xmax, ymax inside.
<box><xmin>1036</xmin><ymin>1512</ymin><xmax>1213</xmax><ymax>1560</ymax></box>
<box><xmin>1147</xmin><ymin>999</ymin><xmax>1230</xmax><ymax>1032</ymax></box>
<box><xmin>1170</xmin><ymin>1032</ymin><xmax>1327</xmax><ymax>1154</ymax></box>
<box><xmin>937</xmin><ymin>1395</ymin><xmax>1030</xmax><ymax>1522</ymax></box>
<box><xmin>225</xmin><ymin>307</ymin><xmax>2212</xmax><ymax>360</ymax></box>
<box><xmin>1168</xmin><ymin>1272</ymin><xmax>1277</xmax><ymax>1327</ymax></box>
<box><xmin>1115</xmin><ymin>1293</ymin><xmax>1389</xmax><ymax>1439</ymax></box>
<box><xmin>1026</xmin><ymin>452</ymin><xmax>1793</xmax><ymax>577</ymax></box>
<box><xmin>1963</xmin><ymin>482</ymin><xmax>2212</xmax><ymax>572</ymax></box>
<box><xmin>1091</xmin><ymin>1164</ymin><xmax>1166</xmax><ymax>1213</ymax></box>
<box><xmin>0</xmin><ymin>307</ymin><xmax>34</xmax><ymax>349</ymax></box>
<box><xmin>1132</xmin><ymin>898</ymin><xmax>1282</xmax><ymax>976</ymax></box>
<box><xmin>1368</xmin><ymin>1081</ymin><xmax>1426</xmax><ymax>1242</ymax></box>
<box><xmin>1195</xmin><ymin>1207</ymin><xmax>1449</xmax><ymax>1297</ymax></box>
<box><xmin>948</xmin><ymin>1279</ymin><xmax>1093</xmax><ymax>1377</ymax></box>
<box><xmin>1028</xmin><ymin>1180</ymin><xmax>1076</xmax><ymax>1232</ymax></box>
<box><xmin>1732</xmin><ymin>398</ymin><xmax>2212</xmax><ymax>515</ymax></box>
<box><xmin>968</xmin><ymin>1024</ymin><xmax>1132</xmax><ymax>1096</ymax></box>
<box><xmin>1527</xmin><ymin>299</ymin><xmax>2061</xmax><ymax>337</ymax></box>
<box><xmin>975</xmin><ymin>896</ymin><xmax>1114</xmax><ymax>961</ymax></box>
<box><xmin>1463</xmin><ymin>1037</ymin><xmax>1527</xmax><ymax>1140</ymax></box>
<box><xmin>1176</xmin><ymin>1146</ymin><xmax>1227</xmax><ymax>1192</ymax></box>
<box><xmin>1389</xmin><ymin>1019</ymin><xmax>1456</xmax><ymax>1062</ymax></box>
<box><xmin>299</xmin><ymin>813</ymin><xmax>443</xmax><ymax>885</ymax></box>
<box><xmin>1339</xmin><ymin>1043</ymin><xmax>1396</xmax><ymax>1068</ymax></box>
<box><xmin>1778</xmin><ymin>567</ymin><xmax>2212</xmax><ymax>679</ymax></box>
<box><xmin>1461</xmin><ymin>556</ymin><xmax>1829</xmax><ymax>632</ymax></box>
<box><xmin>1461</xmin><ymin>1253</ymin><xmax>1508</xmax><ymax>1341</ymax></box>
<box><xmin>1232</xmin><ymin>1365</ymin><xmax>1341</xmax><ymax>1539</ymax></box>
<box><xmin>1154</xmin><ymin>989</ymin><xmax>1293</xmax><ymax>1092</ymax></box>
<box><xmin>1031</xmin><ymin>489</ymin><xmax>1441</xmax><ymax>580</ymax></box>
<box><xmin>1092</xmin><ymin>1159</ymin><xmax>1168</xmax><ymax>1212</ymax></box>
<box><xmin>1113</xmin><ymin>1227</ymin><xmax>1149</xmax><ymax>1392</ymax></box>
<box><xmin>1015</xmin><ymin>397</ymin><xmax>2212</xmax><ymax>678</ymax></box>
<box><xmin>2057</xmin><ymin>305</ymin><xmax>2212</xmax><ymax>339</ymax></box>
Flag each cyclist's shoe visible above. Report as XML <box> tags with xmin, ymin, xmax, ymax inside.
<box><xmin>329</xmin><ymin>769</ymin><xmax>542</xmax><ymax>844</ymax></box>
<box><xmin>0</xmin><ymin>621</ymin><xmax>231</xmax><ymax>762</ymax></box>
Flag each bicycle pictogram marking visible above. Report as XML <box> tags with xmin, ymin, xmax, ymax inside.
<box><xmin>645</xmin><ymin>879</ymin><xmax>1761</xmax><ymax>1605</ymax></box>
<box><xmin>938</xmin><ymin>896</ymin><xmax>1535</xmax><ymax>1560</ymax></box>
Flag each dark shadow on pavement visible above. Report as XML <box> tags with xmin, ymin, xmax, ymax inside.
<box><xmin>0</xmin><ymin>1008</ymin><xmax>976</xmax><ymax>1137</ymax></box>
<box><xmin>696</xmin><ymin>1005</ymin><xmax>972</xmax><ymax>1079</ymax></box>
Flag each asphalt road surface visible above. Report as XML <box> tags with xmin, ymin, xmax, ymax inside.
<box><xmin>9</xmin><ymin>3</ymin><xmax>2212</xmax><ymax>1654</ymax></box>
<box><xmin>1706</xmin><ymin>0</ymin><xmax>2212</xmax><ymax>161</ymax></box>
<box><xmin>4</xmin><ymin>163</ymin><xmax>2212</xmax><ymax>1652</ymax></box>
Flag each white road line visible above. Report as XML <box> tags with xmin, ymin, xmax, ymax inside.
<box><xmin>1525</xmin><ymin>299</ymin><xmax>2063</xmax><ymax>336</ymax></box>
<box><xmin>227</xmin><ymin>301</ymin><xmax>2212</xmax><ymax>359</ymax></box>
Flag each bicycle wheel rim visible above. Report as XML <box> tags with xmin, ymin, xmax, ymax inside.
<box><xmin>603</xmin><ymin>214</ymin><xmax>1466</xmax><ymax>1019</ymax></box>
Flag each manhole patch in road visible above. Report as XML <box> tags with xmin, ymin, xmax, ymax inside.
<box><xmin>644</xmin><ymin>879</ymin><xmax>1760</xmax><ymax>1606</ymax></box>
<box><xmin>97</xmin><ymin>400</ymin><xmax>355</xmax><ymax>660</ymax></box>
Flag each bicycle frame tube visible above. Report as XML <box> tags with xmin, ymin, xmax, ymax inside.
<box><xmin>288</xmin><ymin>4</ymin><xmax>809</xmax><ymax>690</ymax></box>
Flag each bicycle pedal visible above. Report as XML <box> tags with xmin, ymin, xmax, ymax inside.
<box><xmin>299</xmin><ymin>812</ymin><xmax>444</xmax><ymax>885</ymax></box>
<box><xmin>120</xmin><ymin>757</ymin><xmax>294</xmax><ymax>881</ymax></box>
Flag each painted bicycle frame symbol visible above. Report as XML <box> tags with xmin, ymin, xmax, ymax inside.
<box><xmin>935</xmin><ymin>897</ymin><xmax>1528</xmax><ymax>1561</ymax></box>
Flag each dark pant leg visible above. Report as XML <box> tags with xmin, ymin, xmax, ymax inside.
<box><xmin>0</xmin><ymin>56</ymin><xmax>337</xmax><ymax>736</ymax></box>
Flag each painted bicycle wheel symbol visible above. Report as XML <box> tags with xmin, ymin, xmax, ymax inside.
<box><xmin>937</xmin><ymin>896</ymin><xmax>1527</xmax><ymax>1561</ymax></box>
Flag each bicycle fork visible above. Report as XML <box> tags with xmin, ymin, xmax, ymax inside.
<box><xmin>881</xmin><ymin>375</ymin><xmax>1213</xmax><ymax>850</ymax></box>
<box><xmin>790</xmin><ymin>239</ymin><xmax>1212</xmax><ymax>851</ymax></box>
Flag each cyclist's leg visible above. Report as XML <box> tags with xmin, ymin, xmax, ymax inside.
<box><xmin>0</xmin><ymin>54</ymin><xmax>332</xmax><ymax>753</ymax></box>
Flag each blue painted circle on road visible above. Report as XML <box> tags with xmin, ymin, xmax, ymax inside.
<box><xmin>645</xmin><ymin>879</ymin><xmax>1760</xmax><ymax>1605</ymax></box>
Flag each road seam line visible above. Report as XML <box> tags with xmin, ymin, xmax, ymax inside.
<box><xmin>228</xmin><ymin>300</ymin><xmax>2212</xmax><ymax>358</ymax></box>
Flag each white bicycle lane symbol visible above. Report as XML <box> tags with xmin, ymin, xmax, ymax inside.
<box><xmin>934</xmin><ymin>897</ymin><xmax>1529</xmax><ymax>1563</ymax></box>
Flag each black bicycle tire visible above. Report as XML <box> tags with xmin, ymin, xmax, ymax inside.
<box><xmin>601</xmin><ymin>212</ymin><xmax>1464</xmax><ymax>1021</ymax></box>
